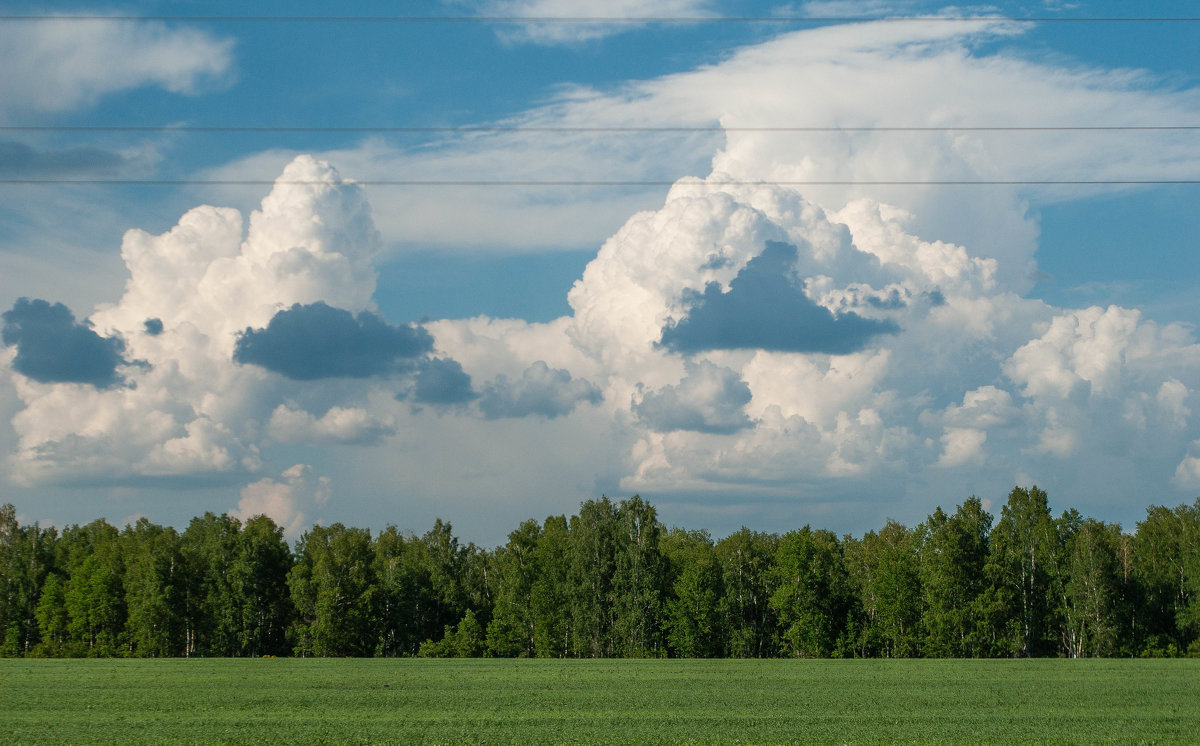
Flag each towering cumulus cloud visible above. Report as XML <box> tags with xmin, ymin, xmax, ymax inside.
<box><xmin>5</xmin><ymin>148</ymin><xmax>1200</xmax><ymax>534</ymax></box>
<box><xmin>6</xmin><ymin>151</ymin><xmax>1200</xmax><ymax>532</ymax></box>
<box><xmin>4</xmin><ymin>16</ymin><xmax>1200</xmax><ymax>535</ymax></box>
<box><xmin>2</xmin><ymin>156</ymin><xmax>408</xmax><ymax>486</ymax></box>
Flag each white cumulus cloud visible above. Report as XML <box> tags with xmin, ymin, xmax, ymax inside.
<box><xmin>5</xmin><ymin>17</ymin><xmax>1200</xmax><ymax>540</ymax></box>
<box><xmin>5</xmin><ymin>156</ymin><xmax>391</xmax><ymax>485</ymax></box>
<box><xmin>231</xmin><ymin>464</ymin><xmax>331</xmax><ymax>538</ymax></box>
<box><xmin>268</xmin><ymin>405</ymin><xmax>397</xmax><ymax>445</ymax></box>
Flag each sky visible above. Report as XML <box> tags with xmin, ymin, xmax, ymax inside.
<box><xmin>1</xmin><ymin>0</ymin><xmax>1199</xmax><ymax>546</ymax></box>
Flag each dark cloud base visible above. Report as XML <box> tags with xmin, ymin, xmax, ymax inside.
<box><xmin>480</xmin><ymin>361</ymin><xmax>602</xmax><ymax>420</ymax></box>
<box><xmin>412</xmin><ymin>358</ymin><xmax>477</xmax><ymax>406</ymax></box>
<box><xmin>2</xmin><ymin>298</ymin><xmax>128</xmax><ymax>387</ymax></box>
<box><xmin>233</xmin><ymin>302</ymin><xmax>434</xmax><ymax>380</ymax></box>
<box><xmin>660</xmin><ymin>241</ymin><xmax>899</xmax><ymax>355</ymax></box>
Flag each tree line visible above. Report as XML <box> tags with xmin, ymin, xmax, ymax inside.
<box><xmin>1</xmin><ymin>488</ymin><xmax>1198</xmax><ymax>659</ymax></box>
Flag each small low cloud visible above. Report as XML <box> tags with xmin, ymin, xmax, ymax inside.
<box><xmin>2</xmin><ymin>298</ymin><xmax>129</xmax><ymax>387</ymax></box>
<box><xmin>268</xmin><ymin>405</ymin><xmax>397</xmax><ymax>445</ymax></box>
<box><xmin>936</xmin><ymin>427</ymin><xmax>987</xmax><ymax>468</ymax></box>
<box><xmin>411</xmin><ymin>357</ymin><xmax>477</xmax><ymax>406</ymax></box>
<box><xmin>480</xmin><ymin>360</ymin><xmax>602</xmax><ymax>419</ymax></box>
<box><xmin>659</xmin><ymin>242</ymin><xmax>899</xmax><ymax>355</ymax></box>
<box><xmin>635</xmin><ymin>360</ymin><xmax>753</xmax><ymax>434</ymax></box>
<box><xmin>230</xmin><ymin>464</ymin><xmax>330</xmax><ymax>538</ymax></box>
<box><xmin>1173</xmin><ymin>440</ymin><xmax>1200</xmax><ymax>490</ymax></box>
<box><xmin>233</xmin><ymin>302</ymin><xmax>433</xmax><ymax>380</ymax></box>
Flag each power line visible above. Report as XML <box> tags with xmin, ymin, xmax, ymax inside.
<box><xmin>2</xmin><ymin>125</ymin><xmax>1198</xmax><ymax>134</ymax></box>
<box><xmin>1</xmin><ymin>15</ymin><xmax>1198</xmax><ymax>23</ymax></box>
<box><xmin>3</xmin><ymin>178</ymin><xmax>1197</xmax><ymax>187</ymax></box>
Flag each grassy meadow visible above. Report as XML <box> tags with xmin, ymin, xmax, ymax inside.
<box><xmin>2</xmin><ymin>658</ymin><xmax>1197</xmax><ymax>744</ymax></box>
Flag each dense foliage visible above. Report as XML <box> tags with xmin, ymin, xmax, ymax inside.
<box><xmin>2</xmin><ymin>488</ymin><xmax>1198</xmax><ymax>658</ymax></box>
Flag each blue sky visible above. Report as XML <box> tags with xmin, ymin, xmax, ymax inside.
<box><xmin>1</xmin><ymin>1</ymin><xmax>1198</xmax><ymax>545</ymax></box>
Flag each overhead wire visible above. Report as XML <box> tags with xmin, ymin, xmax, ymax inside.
<box><xmin>1</xmin><ymin>15</ymin><xmax>1198</xmax><ymax>23</ymax></box>
<box><xmin>3</xmin><ymin>179</ymin><xmax>1197</xmax><ymax>187</ymax></box>
<box><xmin>2</xmin><ymin>125</ymin><xmax>1198</xmax><ymax>133</ymax></box>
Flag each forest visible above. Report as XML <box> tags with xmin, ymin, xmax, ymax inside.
<box><xmin>1</xmin><ymin>487</ymin><xmax>1198</xmax><ymax>660</ymax></box>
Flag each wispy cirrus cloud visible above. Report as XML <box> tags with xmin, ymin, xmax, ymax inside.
<box><xmin>461</xmin><ymin>0</ymin><xmax>718</xmax><ymax>45</ymax></box>
<box><xmin>0</xmin><ymin>17</ymin><xmax>234</xmax><ymax>117</ymax></box>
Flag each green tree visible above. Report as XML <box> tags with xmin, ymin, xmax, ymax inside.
<box><xmin>60</xmin><ymin>520</ymin><xmax>125</xmax><ymax>656</ymax></box>
<box><xmin>1132</xmin><ymin>500</ymin><xmax>1200</xmax><ymax>655</ymax></box>
<box><xmin>418</xmin><ymin>608</ymin><xmax>485</xmax><ymax>658</ymax></box>
<box><xmin>121</xmin><ymin>518</ymin><xmax>186</xmax><ymax>657</ymax></box>
<box><xmin>1055</xmin><ymin>516</ymin><xmax>1125</xmax><ymax>657</ymax></box>
<box><xmin>611</xmin><ymin>496</ymin><xmax>666</xmax><ymax>657</ymax></box>
<box><xmin>918</xmin><ymin>498</ymin><xmax>992</xmax><ymax>657</ymax></box>
<box><xmin>34</xmin><ymin>572</ymin><xmax>69</xmax><ymax>655</ymax></box>
<box><xmin>844</xmin><ymin>520</ymin><xmax>921</xmax><ymax>657</ymax></box>
<box><xmin>289</xmin><ymin>523</ymin><xmax>377</xmax><ymax>657</ymax></box>
<box><xmin>661</xmin><ymin>528</ymin><xmax>724</xmax><ymax>657</ymax></box>
<box><xmin>569</xmin><ymin>497</ymin><xmax>619</xmax><ymax>657</ymax></box>
<box><xmin>486</xmin><ymin>519</ymin><xmax>542</xmax><ymax>657</ymax></box>
<box><xmin>374</xmin><ymin>526</ymin><xmax>422</xmax><ymax>656</ymax></box>
<box><xmin>771</xmin><ymin>526</ymin><xmax>852</xmax><ymax>658</ymax></box>
<box><xmin>716</xmin><ymin>528</ymin><xmax>778</xmax><ymax>657</ymax></box>
<box><xmin>1</xmin><ymin>504</ymin><xmax>55</xmax><ymax>656</ymax></box>
<box><xmin>530</xmin><ymin>515</ymin><xmax>573</xmax><ymax>657</ymax></box>
<box><xmin>180</xmin><ymin>513</ymin><xmax>241</xmax><ymax>656</ymax></box>
<box><xmin>413</xmin><ymin>519</ymin><xmax>471</xmax><ymax>645</ymax></box>
<box><xmin>986</xmin><ymin>486</ymin><xmax>1059</xmax><ymax>657</ymax></box>
<box><xmin>459</xmin><ymin>543</ymin><xmax>495</xmax><ymax>636</ymax></box>
<box><xmin>232</xmin><ymin>515</ymin><xmax>293</xmax><ymax>656</ymax></box>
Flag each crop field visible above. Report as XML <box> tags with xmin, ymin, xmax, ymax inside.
<box><xmin>1</xmin><ymin>658</ymin><xmax>1198</xmax><ymax>744</ymax></box>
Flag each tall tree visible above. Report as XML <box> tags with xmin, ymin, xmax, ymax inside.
<box><xmin>232</xmin><ymin>515</ymin><xmax>293</xmax><ymax>656</ymax></box>
<box><xmin>374</xmin><ymin>526</ymin><xmax>422</xmax><ymax>656</ymax></box>
<box><xmin>918</xmin><ymin>498</ymin><xmax>992</xmax><ymax>657</ymax></box>
<box><xmin>611</xmin><ymin>496</ymin><xmax>666</xmax><ymax>657</ymax></box>
<box><xmin>1055</xmin><ymin>516</ymin><xmax>1125</xmax><ymax>657</ymax></box>
<box><xmin>771</xmin><ymin>526</ymin><xmax>852</xmax><ymax>658</ymax></box>
<box><xmin>459</xmin><ymin>543</ymin><xmax>495</xmax><ymax>636</ymax></box>
<box><xmin>413</xmin><ymin>519</ymin><xmax>471</xmax><ymax>645</ymax></box>
<box><xmin>530</xmin><ymin>515</ymin><xmax>573</xmax><ymax>657</ymax></box>
<box><xmin>1</xmin><ymin>504</ymin><xmax>55</xmax><ymax>656</ymax></box>
<box><xmin>1132</xmin><ymin>500</ymin><xmax>1200</xmax><ymax>655</ymax></box>
<box><xmin>289</xmin><ymin>524</ymin><xmax>377</xmax><ymax>657</ymax></box>
<box><xmin>60</xmin><ymin>520</ymin><xmax>125</xmax><ymax>656</ymax></box>
<box><xmin>716</xmin><ymin>528</ymin><xmax>779</xmax><ymax>658</ymax></box>
<box><xmin>661</xmin><ymin>528</ymin><xmax>724</xmax><ymax>657</ymax></box>
<box><xmin>569</xmin><ymin>497</ymin><xmax>619</xmax><ymax>657</ymax></box>
<box><xmin>845</xmin><ymin>520</ymin><xmax>921</xmax><ymax>657</ymax></box>
<box><xmin>122</xmin><ymin>518</ymin><xmax>186</xmax><ymax>657</ymax></box>
<box><xmin>486</xmin><ymin>519</ymin><xmax>542</xmax><ymax>657</ymax></box>
<box><xmin>180</xmin><ymin>513</ymin><xmax>242</xmax><ymax>656</ymax></box>
<box><xmin>986</xmin><ymin>486</ymin><xmax>1059</xmax><ymax>657</ymax></box>
<box><xmin>34</xmin><ymin>572</ymin><xmax>68</xmax><ymax>655</ymax></box>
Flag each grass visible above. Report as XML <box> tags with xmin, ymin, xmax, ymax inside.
<box><xmin>2</xmin><ymin>658</ymin><xmax>1198</xmax><ymax>744</ymax></box>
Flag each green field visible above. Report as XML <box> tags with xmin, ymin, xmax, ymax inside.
<box><xmin>2</xmin><ymin>658</ymin><xmax>1197</xmax><ymax>744</ymax></box>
